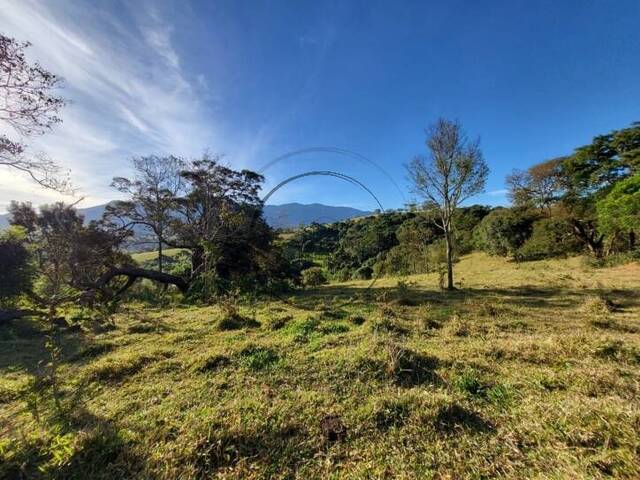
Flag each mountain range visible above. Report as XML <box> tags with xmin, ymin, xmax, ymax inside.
<box><xmin>0</xmin><ymin>202</ymin><xmax>369</xmax><ymax>230</ymax></box>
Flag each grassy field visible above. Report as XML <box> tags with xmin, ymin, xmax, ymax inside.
<box><xmin>131</xmin><ymin>248</ymin><xmax>186</xmax><ymax>264</ymax></box>
<box><xmin>1</xmin><ymin>253</ymin><xmax>639</xmax><ymax>479</ymax></box>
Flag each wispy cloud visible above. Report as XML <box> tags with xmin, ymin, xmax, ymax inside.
<box><xmin>487</xmin><ymin>188</ymin><xmax>508</xmax><ymax>197</ymax></box>
<box><xmin>0</xmin><ymin>0</ymin><xmax>220</xmax><ymax>211</ymax></box>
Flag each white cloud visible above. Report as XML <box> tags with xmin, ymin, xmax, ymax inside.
<box><xmin>0</xmin><ymin>0</ymin><xmax>222</xmax><ymax>211</ymax></box>
<box><xmin>487</xmin><ymin>188</ymin><xmax>508</xmax><ymax>197</ymax></box>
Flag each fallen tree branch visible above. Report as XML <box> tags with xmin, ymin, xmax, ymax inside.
<box><xmin>97</xmin><ymin>266</ymin><xmax>189</xmax><ymax>296</ymax></box>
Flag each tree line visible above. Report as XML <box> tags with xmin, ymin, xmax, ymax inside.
<box><xmin>0</xmin><ymin>31</ymin><xmax>638</xmax><ymax>324</ymax></box>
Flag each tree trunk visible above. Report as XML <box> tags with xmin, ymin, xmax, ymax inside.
<box><xmin>191</xmin><ymin>246</ymin><xmax>205</xmax><ymax>278</ymax></box>
<box><xmin>96</xmin><ymin>266</ymin><xmax>189</xmax><ymax>295</ymax></box>
<box><xmin>444</xmin><ymin>226</ymin><xmax>454</xmax><ymax>290</ymax></box>
<box><xmin>158</xmin><ymin>238</ymin><xmax>163</xmax><ymax>273</ymax></box>
<box><xmin>630</xmin><ymin>230</ymin><xmax>636</xmax><ymax>250</ymax></box>
<box><xmin>570</xmin><ymin>219</ymin><xmax>604</xmax><ymax>258</ymax></box>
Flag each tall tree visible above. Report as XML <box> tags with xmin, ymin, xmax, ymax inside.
<box><xmin>506</xmin><ymin>158</ymin><xmax>565</xmax><ymax>212</ymax></box>
<box><xmin>596</xmin><ymin>173</ymin><xmax>640</xmax><ymax>250</ymax></box>
<box><xmin>560</xmin><ymin>122</ymin><xmax>640</xmax><ymax>256</ymax></box>
<box><xmin>406</xmin><ymin>118</ymin><xmax>488</xmax><ymax>289</ymax></box>
<box><xmin>0</xmin><ymin>34</ymin><xmax>70</xmax><ymax>192</ymax></box>
<box><xmin>106</xmin><ymin>155</ymin><xmax>185</xmax><ymax>273</ymax></box>
<box><xmin>164</xmin><ymin>155</ymin><xmax>268</xmax><ymax>296</ymax></box>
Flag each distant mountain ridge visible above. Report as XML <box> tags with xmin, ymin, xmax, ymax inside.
<box><xmin>0</xmin><ymin>202</ymin><xmax>370</xmax><ymax>230</ymax></box>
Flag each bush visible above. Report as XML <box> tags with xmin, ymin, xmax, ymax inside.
<box><xmin>0</xmin><ymin>228</ymin><xmax>33</xmax><ymax>306</ymax></box>
<box><xmin>517</xmin><ymin>218</ymin><xmax>582</xmax><ymax>260</ymax></box>
<box><xmin>474</xmin><ymin>208</ymin><xmax>538</xmax><ymax>257</ymax></box>
<box><xmin>301</xmin><ymin>267</ymin><xmax>327</xmax><ymax>287</ymax></box>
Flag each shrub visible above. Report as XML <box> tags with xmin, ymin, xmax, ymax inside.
<box><xmin>474</xmin><ymin>208</ymin><xmax>538</xmax><ymax>257</ymax></box>
<box><xmin>0</xmin><ymin>227</ymin><xmax>33</xmax><ymax>306</ymax></box>
<box><xmin>517</xmin><ymin>218</ymin><xmax>582</xmax><ymax>260</ymax></box>
<box><xmin>301</xmin><ymin>267</ymin><xmax>327</xmax><ymax>287</ymax></box>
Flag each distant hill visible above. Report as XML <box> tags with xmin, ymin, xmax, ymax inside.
<box><xmin>0</xmin><ymin>202</ymin><xmax>369</xmax><ymax>230</ymax></box>
<box><xmin>263</xmin><ymin>203</ymin><xmax>369</xmax><ymax>228</ymax></box>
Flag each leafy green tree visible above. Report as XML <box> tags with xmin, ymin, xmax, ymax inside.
<box><xmin>0</xmin><ymin>227</ymin><xmax>33</xmax><ymax>306</ymax></box>
<box><xmin>564</xmin><ymin>122</ymin><xmax>640</xmax><ymax>196</ymax></box>
<box><xmin>161</xmin><ymin>156</ymin><xmax>275</xmax><ymax>297</ymax></box>
<box><xmin>407</xmin><ymin>118</ymin><xmax>488</xmax><ymax>289</ymax></box>
<box><xmin>474</xmin><ymin>208</ymin><xmax>538</xmax><ymax>257</ymax></box>
<box><xmin>327</xmin><ymin>212</ymin><xmax>408</xmax><ymax>279</ymax></box>
<box><xmin>7</xmin><ymin>202</ymin><xmax>129</xmax><ymax>317</ymax></box>
<box><xmin>597</xmin><ymin>174</ymin><xmax>640</xmax><ymax>250</ymax></box>
<box><xmin>517</xmin><ymin>218</ymin><xmax>582</xmax><ymax>261</ymax></box>
<box><xmin>559</xmin><ymin>123</ymin><xmax>640</xmax><ymax>256</ymax></box>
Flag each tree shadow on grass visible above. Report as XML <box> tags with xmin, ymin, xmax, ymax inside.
<box><xmin>1</xmin><ymin>397</ymin><xmax>153</xmax><ymax>480</ymax></box>
<box><xmin>298</xmin><ymin>284</ymin><xmax>640</xmax><ymax>314</ymax></box>
<box><xmin>0</xmin><ymin>320</ymin><xmax>95</xmax><ymax>375</ymax></box>
<box><xmin>193</xmin><ymin>422</ymin><xmax>317</xmax><ymax>477</ymax></box>
<box><xmin>433</xmin><ymin>403</ymin><xmax>493</xmax><ymax>435</ymax></box>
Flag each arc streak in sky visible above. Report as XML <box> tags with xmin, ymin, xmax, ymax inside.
<box><xmin>258</xmin><ymin>147</ymin><xmax>405</xmax><ymax>203</ymax></box>
<box><xmin>261</xmin><ymin>170</ymin><xmax>384</xmax><ymax>212</ymax></box>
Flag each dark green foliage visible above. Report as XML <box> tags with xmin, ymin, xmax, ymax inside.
<box><xmin>474</xmin><ymin>208</ymin><xmax>538</xmax><ymax>257</ymax></box>
<box><xmin>0</xmin><ymin>228</ymin><xmax>33</xmax><ymax>305</ymax></box>
<box><xmin>328</xmin><ymin>211</ymin><xmax>410</xmax><ymax>280</ymax></box>
<box><xmin>301</xmin><ymin>267</ymin><xmax>327</xmax><ymax>287</ymax></box>
<box><xmin>315</xmin><ymin>206</ymin><xmax>488</xmax><ymax>279</ymax></box>
<box><xmin>517</xmin><ymin>218</ymin><xmax>583</xmax><ymax>260</ymax></box>
<box><xmin>563</xmin><ymin>122</ymin><xmax>640</xmax><ymax>198</ymax></box>
<box><xmin>596</xmin><ymin>173</ymin><xmax>640</xmax><ymax>241</ymax></box>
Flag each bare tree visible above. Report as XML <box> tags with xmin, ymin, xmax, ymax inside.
<box><xmin>407</xmin><ymin>118</ymin><xmax>488</xmax><ymax>289</ymax></box>
<box><xmin>106</xmin><ymin>155</ymin><xmax>185</xmax><ymax>273</ymax></box>
<box><xmin>0</xmin><ymin>34</ymin><xmax>70</xmax><ymax>192</ymax></box>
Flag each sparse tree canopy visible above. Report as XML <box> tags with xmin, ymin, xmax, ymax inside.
<box><xmin>407</xmin><ymin>118</ymin><xmax>488</xmax><ymax>289</ymax></box>
<box><xmin>506</xmin><ymin>158</ymin><xmax>565</xmax><ymax>212</ymax></box>
<box><xmin>106</xmin><ymin>155</ymin><xmax>186</xmax><ymax>273</ymax></box>
<box><xmin>0</xmin><ymin>34</ymin><xmax>70</xmax><ymax>192</ymax></box>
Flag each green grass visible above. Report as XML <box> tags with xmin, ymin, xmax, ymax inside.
<box><xmin>131</xmin><ymin>248</ymin><xmax>186</xmax><ymax>264</ymax></box>
<box><xmin>1</xmin><ymin>253</ymin><xmax>640</xmax><ymax>479</ymax></box>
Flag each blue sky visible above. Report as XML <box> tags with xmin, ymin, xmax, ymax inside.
<box><xmin>1</xmin><ymin>0</ymin><xmax>639</xmax><ymax>212</ymax></box>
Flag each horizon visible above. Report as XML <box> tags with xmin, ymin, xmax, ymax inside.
<box><xmin>1</xmin><ymin>0</ymin><xmax>639</xmax><ymax>213</ymax></box>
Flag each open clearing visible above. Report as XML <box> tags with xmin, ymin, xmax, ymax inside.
<box><xmin>1</xmin><ymin>253</ymin><xmax>639</xmax><ymax>479</ymax></box>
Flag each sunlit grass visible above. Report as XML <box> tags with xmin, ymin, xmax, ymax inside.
<box><xmin>1</xmin><ymin>253</ymin><xmax>639</xmax><ymax>479</ymax></box>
